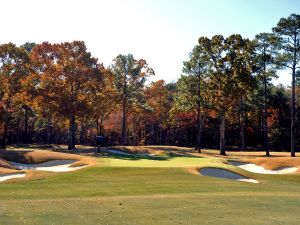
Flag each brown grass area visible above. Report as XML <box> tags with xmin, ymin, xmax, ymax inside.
<box><xmin>199</xmin><ymin>149</ymin><xmax>300</xmax><ymax>171</ymax></box>
<box><xmin>243</xmin><ymin>157</ymin><xmax>300</xmax><ymax>170</ymax></box>
<box><xmin>185</xmin><ymin>167</ymin><xmax>201</xmax><ymax>175</ymax></box>
<box><xmin>0</xmin><ymin>167</ymin><xmax>19</xmax><ymax>174</ymax></box>
<box><xmin>0</xmin><ymin>147</ymin><xmax>97</xmax><ymax>182</ymax></box>
<box><xmin>0</xmin><ymin>149</ymin><xmax>97</xmax><ymax>168</ymax></box>
<box><xmin>199</xmin><ymin>149</ymin><xmax>293</xmax><ymax>157</ymax></box>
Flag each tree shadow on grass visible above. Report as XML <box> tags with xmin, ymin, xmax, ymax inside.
<box><xmin>99</xmin><ymin>152</ymin><xmax>169</xmax><ymax>161</ymax></box>
<box><xmin>96</xmin><ymin>150</ymin><xmax>203</xmax><ymax>161</ymax></box>
<box><xmin>3</xmin><ymin>144</ymin><xmax>204</xmax><ymax>162</ymax></box>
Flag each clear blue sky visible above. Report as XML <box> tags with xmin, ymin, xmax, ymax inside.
<box><xmin>1</xmin><ymin>0</ymin><xmax>299</xmax><ymax>85</ymax></box>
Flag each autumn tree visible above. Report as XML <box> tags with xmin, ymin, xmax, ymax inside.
<box><xmin>268</xmin><ymin>85</ymin><xmax>291</xmax><ymax>150</ymax></box>
<box><xmin>19</xmin><ymin>42</ymin><xmax>37</xmax><ymax>143</ymax></box>
<box><xmin>179</xmin><ymin>44</ymin><xmax>209</xmax><ymax>152</ymax></box>
<box><xmin>89</xmin><ymin>65</ymin><xmax>117</xmax><ymax>136</ymax></box>
<box><xmin>128</xmin><ymin>90</ymin><xmax>151</xmax><ymax>145</ymax></box>
<box><xmin>20</xmin><ymin>42</ymin><xmax>36</xmax><ymax>52</ymax></box>
<box><xmin>254</xmin><ymin>33</ymin><xmax>280</xmax><ymax>156</ymax></box>
<box><xmin>273</xmin><ymin>13</ymin><xmax>300</xmax><ymax>157</ymax></box>
<box><xmin>30</xmin><ymin>41</ymin><xmax>102</xmax><ymax>150</ymax></box>
<box><xmin>198</xmin><ymin>35</ymin><xmax>256</xmax><ymax>155</ymax></box>
<box><xmin>145</xmin><ymin>80</ymin><xmax>172</xmax><ymax>145</ymax></box>
<box><xmin>110</xmin><ymin>54</ymin><xmax>154</xmax><ymax>145</ymax></box>
<box><xmin>0</xmin><ymin>43</ymin><xmax>30</xmax><ymax>149</ymax></box>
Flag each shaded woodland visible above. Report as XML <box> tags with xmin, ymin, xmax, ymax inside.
<box><xmin>0</xmin><ymin>14</ymin><xmax>299</xmax><ymax>156</ymax></box>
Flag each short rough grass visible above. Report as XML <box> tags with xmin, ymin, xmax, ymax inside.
<box><xmin>0</xmin><ymin>146</ymin><xmax>300</xmax><ymax>224</ymax></box>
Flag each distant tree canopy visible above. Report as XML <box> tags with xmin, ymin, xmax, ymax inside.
<box><xmin>0</xmin><ymin>14</ymin><xmax>299</xmax><ymax>157</ymax></box>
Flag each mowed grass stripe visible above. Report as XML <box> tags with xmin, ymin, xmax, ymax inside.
<box><xmin>100</xmin><ymin>155</ymin><xmax>221</xmax><ymax>167</ymax></box>
<box><xmin>1</xmin><ymin>193</ymin><xmax>300</xmax><ymax>225</ymax></box>
<box><xmin>0</xmin><ymin>166</ymin><xmax>300</xmax><ymax>200</ymax></box>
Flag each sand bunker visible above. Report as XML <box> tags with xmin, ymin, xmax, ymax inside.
<box><xmin>9</xmin><ymin>160</ymin><xmax>87</xmax><ymax>172</ymax></box>
<box><xmin>0</xmin><ymin>173</ymin><xmax>26</xmax><ymax>182</ymax></box>
<box><xmin>230</xmin><ymin>161</ymin><xmax>298</xmax><ymax>174</ymax></box>
<box><xmin>200</xmin><ymin>168</ymin><xmax>258</xmax><ymax>183</ymax></box>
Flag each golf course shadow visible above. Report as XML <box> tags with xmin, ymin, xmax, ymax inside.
<box><xmin>98</xmin><ymin>149</ymin><xmax>203</xmax><ymax>161</ymax></box>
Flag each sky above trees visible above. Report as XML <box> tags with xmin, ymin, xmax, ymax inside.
<box><xmin>1</xmin><ymin>0</ymin><xmax>299</xmax><ymax>85</ymax></box>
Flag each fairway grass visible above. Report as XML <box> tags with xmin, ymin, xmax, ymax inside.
<box><xmin>1</xmin><ymin>193</ymin><xmax>300</xmax><ymax>225</ymax></box>
<box><xmin>0</xmin><ymin>146</ymin><xmax>300</xmax><ymax>224</ymax></box>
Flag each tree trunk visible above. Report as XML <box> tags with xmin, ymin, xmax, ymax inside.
<box><xmin>24</xmin><ymin>107</ymin><xmax>29</xmax><ymax>144</ymax></box>
<box><xmin>16</xmin><ymin>120</ymin><xmax>20</xmax><ymax>144</ymax></box>
<box><xmin>195</xmin><ymin>75</ymin><xmax>202</xmax><ymax>153</ymax></box>
<box><xmin>79</xmin><ymin>122</ymin><xmax>85</xmax><ymax>145</ymax></box>
<box><xmin>72</xmin><ymin>114</ymin><xmax>76</xmax><ymax>148</ymax></box>
<box><xmin>159</xmin><ymin>126</ymin><xmax>163</xmax><ymax>145</ymax></box>
<box><xmin>196</xmin><ymin>111</ymin><xmax>202</xmax><ymax>153</ymax></box>
<box><xmin>121</xmin><ymin>98</ymin><xmax>127</xmax><ymax>145</ymax></box>
<box><xmin>219</xmin><ymin>110</ymin><xmax>226</xmax><ymax>156</ymax></box>
<box><xmin>291</xmin><ymin>63</ymin><xmax>296</xmax><ymax>157</ymax></box>
<box><xmin>263</xmin><ymin>74</ymin><xmax>270</xmax><ymax>156</ymax></box>
<box><xmin>240</xmin><ymin>97</ymin><xmax>246</xmax><ymax>151</ymax></box>
<box><xmin>121</xmin><ymin>73</ymin><xmax>127</xmax><ymax>146</ymax></box>
<box><xmin>1</xmin><ymin>121</ymin><xmax>8</xmax><ymax>149</ymax></box>
<box><xmin>46</xmin><ymin>116</ymin><xmax>51</xmax><ymax>144</ymax></box>
<box><xmin>96</xmin><ymin>115</ymin><xmax>104</xmax><ymax>137</ymax></box>
<box><xmin>68</xmin><ymin>113</ymin><xmax>76</xmax><ymax>150</ymax></box>
<box><xmin>99</xmin><ymin>115</ymin><xmax>104</xmax><ymax>136</ymax></box>
<box><xmin>96</xmin><ymin>118</ymin><xmax>99</xmax><ymax>136</ymax></box>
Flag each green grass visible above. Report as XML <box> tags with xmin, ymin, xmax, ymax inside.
<box><xmin>100</xmin><ymin>153</ymin><xmax>223</xmax><ymax>167</ymax></box>
<box><xmin>1</xmin><ymin>149</ymin><xmax>300</xmax><ymax>224</ymax></box>
<box><xmin>1</xmin><ymin>193</ymin><xmax>300</xmax><ymax>225</ymax></box>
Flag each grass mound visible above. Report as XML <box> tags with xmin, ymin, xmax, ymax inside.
<box><xmin>0</xmin><ymin>149</ymin><xmax>95</xmax><ymax>166</ymax></box>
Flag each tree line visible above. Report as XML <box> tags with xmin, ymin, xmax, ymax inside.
<box><xmin>0</xmin><ymin>14</ymin><xmax>299</xmax><ymax>156</ymax></box>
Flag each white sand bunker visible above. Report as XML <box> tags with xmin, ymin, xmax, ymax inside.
<box><xmin>230</xmin><ymin>161</ymin><xmax>298</xmax><ymax>174</ymax></box>
<box><xmin>0</xmin><ymin>173</ymin><xmax>25</xmax><ymax>182</ymax></box>
<box><xmin>200</xmin><ymin>168</ymin><xmax>258</xmax><ymax>183</ymax></box>
<box><xmin>9</xmin><ymin>160</ymin><xmax>87</xmax><ymax>172</ymax></box>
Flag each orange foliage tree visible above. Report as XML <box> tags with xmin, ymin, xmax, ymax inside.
<box><xmin>0</xmin><ymin>43</ymin><xmax>30</xmax><ymax>149</ymax></box>
<box><xmin>29</xmin><ymin>41</ymin><xmax>102</xmax><ymax>150</ymax></box>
